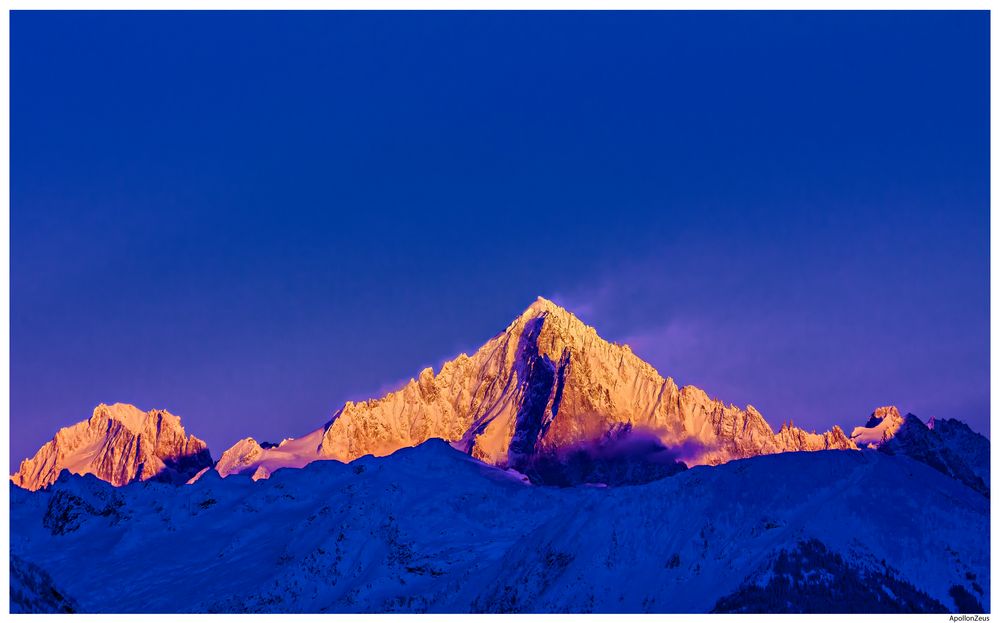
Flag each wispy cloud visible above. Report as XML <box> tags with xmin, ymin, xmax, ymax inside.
<box><xmin>539</xmin><ymin>244</ymin><xmax>989</xmax><ymax>436</ymax></box>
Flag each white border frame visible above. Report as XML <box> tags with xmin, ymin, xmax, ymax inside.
<box><xmin>0</xmin><ymin>6</ymin><xmax>993</xmax><ymax>622</ymax></box>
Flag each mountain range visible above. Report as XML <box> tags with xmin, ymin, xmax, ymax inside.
<box><xmin>15</xmin><ymin>298</ymin><xmax>868</xmax><ymax>490</ymax></box>
<box><xmin>9</xmin><ymin>298</ymin><xmax>990</xmax><ymax>613</ymax></box>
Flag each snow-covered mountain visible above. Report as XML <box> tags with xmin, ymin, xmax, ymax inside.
<box><xmin>8</xmin><ymin>298</ymin><xmax>991</xmax><ymax>613</ymax></box>
<box><xmin>846</xmin><ymin>406</ymin><xmax>990</xmax><ymax>497</ymax></box>
<box><xmin>214</xmin><ymin>297</ymin><xmax>856</xmax><ymax>479</ymax></box>
<box><xmin>10</xmin><ymin>439</ymin><xmax>989</xmax><ymax>613</ymax></box>
<box><xmin>13</xmin><ymin>299</ymin><xmax>989</xmax><ymax>493</ymax></box>
<box><xmin>11</xmin><ymin>403</ymin><xmax>212</xmax><ymax>491</ymax></box>
<box><xmin>212</xmin><ymin>430</ymin><xmax>326</xmax><ymax>481</ymax></box>
<box><xmin>879</xmin><ymin>413</ymin><xmax>990</xmax><ymax>496</ymax></box>
<box><xmin>10</xmin><ymin>298</ymin><xmax>990</xmax><ymax>498</ymax></box>
<box><xmin>850</xmin><ymin>405</ymin><xmax>905</xmax><ymax>448</ymax></box>
<box><xmin>928</xmin><ymin>416</ymin><xmax>990</xmax><ymax>486</ymax></box>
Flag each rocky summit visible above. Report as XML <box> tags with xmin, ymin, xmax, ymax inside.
<box><xmin>9</xmin><ymin>298</ymin><xmax>986</xmax><ymax>493</ymax></box>
<box><xmin>8</xmin><ymin>298</ymin><xmax>991</xmax><ymax>614</ymax></box>
<box><xmin>12</xmin><ymin>403</ymin><xmax>212</xmax><ymax>491</ymax></box>
<box><xmin>220</xmin><ymin>297</ymin><xmax>858</xmax><ymax>480</ymax></box>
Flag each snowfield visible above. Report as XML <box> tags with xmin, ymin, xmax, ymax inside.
<box><xmin>10</xmin><ymin>440</ymin><xmax>989</xmax><ymax>613</ymax></box>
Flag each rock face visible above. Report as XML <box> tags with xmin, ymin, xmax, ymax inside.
<box><xmin>292</xmin><ymin>297</ymin><xmax>855</xmax><ymax>471</ymax></box>
<box><xmin>11</xmin><ymin>403</ymin><xmax>212</xmax><ymax>491</ymax></box>
<box><xmin>845</xmin><ymin>407</ymin><xmax>989</xmax><ymax>496</ymax></box>
<box><xmin>928</xmin><ymin>417</ymin><xmax>990</xmax><ymax>487</ymax></box>
<box><xmin>215</xmin><ymin>438</ymin><xmax>265</xmax><ymax>478</ymax></box>
<box><xmin>850</xmin><ymin>406</ymin><xmax>905</xmax><ymax>448</ymax></box>
<box><xmin>20</xmin><ymin>299</ymin><xmax>983</xmax><ymax>491</ymax></box>
<box><xmin>879</xmin><ymin>413</ymin><xmax>990</xmax><ymax>496</ymax></box>
<box><xmin>773</xmin><ymin>421</ymin><xmax>854</xmax><ymax>453</ymax></box>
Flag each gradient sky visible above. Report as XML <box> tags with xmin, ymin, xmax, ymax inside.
<box><xmin>11</xmin><ymin>11</ymin><xmax>989</xmax><ymax>470</ymax></box>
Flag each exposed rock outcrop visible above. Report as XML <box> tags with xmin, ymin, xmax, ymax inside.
<box><xmin>879</xmin><ymin>413</ymin><xmax>990</xmax><ymax>496</ymax></box>
<box><xmin>315</xmin><ymin>297</ymin><xmax>855</xmax><ymax>469</ymax></box>
<box><xmin>774</xmin><ymin>422</ymin><xmax>855</xmax><ymax>453</ymax></box>
<box><xmin>11</xmin><ymin>403</ymin><xmax>212</xmax><ymax>491</ymax></box>
<box><xmin>13</xmin><ymin>299</ymin><xmax>988</xmax><ymax>496</ymax></box>
<box><xmin>850</xmin><ymin>406</ymin><xmax>905</xmax><ymax>448</ymax></box>
<box><xmin>215</xmin><ymin>438</ymin><xmax>265</xmax><ymax>478</ymax></box>
<box><xmin>928</xmin><ymin>417</ymin><xmax>990</xmax><ymax>487</ymax></box>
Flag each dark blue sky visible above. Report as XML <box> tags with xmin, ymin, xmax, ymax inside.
<box><xmin>12</xmin><ymin>11</ymin><xmax>989</xmax><ymax>469</ymax></box>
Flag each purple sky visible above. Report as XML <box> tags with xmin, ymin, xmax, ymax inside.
<box><xmin>11</xmin><ymin>12</ymin><xmax>988</xmax><ymax>470</ymax></box>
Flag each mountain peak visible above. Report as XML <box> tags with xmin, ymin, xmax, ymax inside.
<box><xmin>878</xmin><ymin>411</ymin><xmax>990</xmax><ymax>496</ymax></box>
<box><xmin>308</xmin><ymin>295</ymin><xmax>857</xmax><ymax>473</ymax></box>
<box><xmin>851</xmin><ymin>405</ymin><xmax>905</xmax><ymax>449</ymax></box>
<box><xmin>866</xmin><ymin>405</ymin><xmax>903</xmax><ymax>428</ymax></box>
<box><xmin>215</xmin><ymin>437</ymin><xmax>264</xmax><ymax>477</ymax></box>
<box><xmin>12</xmin><ymin>403</ymin><xmax>212</xmax><ymax>491</ymax></box>
<box><xmin>521</xmin><ymin>295</ymin><xmax>565</xmax><ymax>315</ymax></box>
<box><xmin>92</xmin><ymin>402</ymin><xmax>167</xmax><ymax>434</ymax></box>
<box><xmin>514</xmin><ymin>296</ymin><xmax>590</xmax><ymax>334</ymax></box>
<box><xmin>504</xmin><ymin>296</ymin><xmax>613</xmax><ymax>369</ymax></box>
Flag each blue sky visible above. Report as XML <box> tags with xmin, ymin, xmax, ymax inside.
<box><xmin>11</xmin><ymin>11</ymin><xmax>989</xmax><ymax>467</ymax></box>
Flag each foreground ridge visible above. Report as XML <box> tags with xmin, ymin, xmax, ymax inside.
<box><xmin>9</xmin><ymin>442</ymin><xmax>989</xmax><ymax>613</ymax></box>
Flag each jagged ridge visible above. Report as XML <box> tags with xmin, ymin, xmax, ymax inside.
<box><xmin>11</xmin><ymin>403</ymin><xmax>212</xmax><ymax>491</ymax></box>
<box><xmin>312</xmin><ymin>297</ymin><xmax>855</xmax><ymax>472</ymax></box>
<box><xmin>13</xmin><ymin>299</ymin><xmax>988</xmax><ymax>492</ymax></box>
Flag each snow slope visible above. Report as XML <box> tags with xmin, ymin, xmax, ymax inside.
<box><xmin>10</xmin><ymin>554</ymin><xmax>79</xmax><ymax>613</ymax></box>
<box><xmin>850</xmin><ymin>406</ymin><xmax>905</xmax><ymax>448</ymax></box>
<box><xmin>928</xmin><ymin>416</ymin><xmax>991</xmax><ymax>487</ymax></box>
<box><xmin>880</xmin><ymin>414</ymin><xmax>990</xmax><ymax>496</ymax></box>
<box><xmin>213</xmin><ymin>428</ymin><xmax>327</xmax><ymax>479</ymax></box>
<box><xmin>10</xmin><ymin>440</ymin><xmax>988</xmax><ymax>614</ymax></box>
